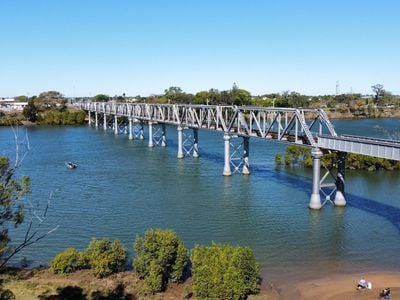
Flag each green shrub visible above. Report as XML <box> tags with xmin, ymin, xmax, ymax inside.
<box><xmin>143</xmin><ymin>261</ymin><xmax>163</xmax><ymax>294</ymax></box>
<box><xmin>85</xmin><ymin>239</ymin><xmax>127</xmax><ymax>278</ymax></box>
<box><xmin>191</xmin><ymin>243</ymin><xmax>260</xmax><ymax>300</ymax></box>
<box><xmin>133</xmin><ymin>229</ymin><xmax>189</xmax><ymax>294</ymax></box>
<box><xmin>50</xmin><ymin>247</ymin><xmax>80</xmax><ymax>274</ymax></box>
<box><xmin>274</xmin><ymin>153</ymin><xmax>282</xmax><ymax>165</ymax></box>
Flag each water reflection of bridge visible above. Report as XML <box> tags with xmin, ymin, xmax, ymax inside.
<box><xmin>81</xmin><ymin>102</ymin><xmax>400</xmax><ymax>210</ymax></box>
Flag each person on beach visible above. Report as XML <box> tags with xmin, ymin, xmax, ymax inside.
<box><xmin>357</xmin><ymin>278</ymin><xmax>368</xmax><ymax>289</ymax></box>
<box><xmin>380</xmin><ymin>287</ymin><xmax>391</xmax><ymax>299</ymax></box>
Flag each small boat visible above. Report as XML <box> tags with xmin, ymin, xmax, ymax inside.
<box><xmin>65</xmin><ymin>162</ymin><xmax>78</xmax><ymax>169</ymax></box>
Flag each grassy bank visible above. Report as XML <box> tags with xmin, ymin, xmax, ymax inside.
<box><xmin>0</xmin><ymin>268</ymin><xmax>278</xmax><ymax>299</ymax></box>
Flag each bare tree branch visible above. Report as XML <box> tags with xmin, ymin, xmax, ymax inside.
<box><xmin>0</xmin><ymin>127</ymin><xmax>58</xmax><ymax>271</ymax></box>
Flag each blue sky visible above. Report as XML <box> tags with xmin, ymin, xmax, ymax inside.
<box><xmin>1</xmin><ymin>0</ymin><xmax>399</xmax><ymax>97</ymax></box>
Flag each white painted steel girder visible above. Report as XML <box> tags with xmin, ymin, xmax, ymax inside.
<box><xmin>318</xmin><ymin>135</ymin><xmax>400</xmax><ymax>161</ymax></box>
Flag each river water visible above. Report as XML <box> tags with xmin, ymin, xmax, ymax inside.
<box><xmin>0</xmin><ymin>118</ymin><xmax>399</xmax><ymax>285</ymax></box>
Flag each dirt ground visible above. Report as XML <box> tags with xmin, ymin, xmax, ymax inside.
<box><xmin>2</xmin><ymin>268</ymin><xmax>399</xmax><ymax>299</ymax></box>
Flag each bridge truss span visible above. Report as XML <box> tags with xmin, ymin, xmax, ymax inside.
<box><xmin>82</xmin><ymin>102</ymin><xmax>338</xmax><ymax>146</ymax></box>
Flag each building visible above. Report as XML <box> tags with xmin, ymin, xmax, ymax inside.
<box><xmin>0</xmin><ymin>97</ymin><xmax>28</xmax><ymax>112</ymax></box>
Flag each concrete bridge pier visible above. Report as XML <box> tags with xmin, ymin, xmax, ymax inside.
<box><xmin>193</xmin><ymin>128</ymin><xmax>199</xmax><ymax>158</ymax></box>
<box><xmin>94</xmin><ymin>112</ymin><xmax>98</xmax><ymax>128</ymax></box>
<box><xmin>334</xmin><ymin>151</ymin><xmax>347</xmax><ymax>206</ymax></box>
<box><xmin>177</xmin><ymin>126</ymin><xmax>184</xmax><ymax>158</ymax></box>
<box><xmin>128</xmin><ymin>118</ymin><xmax>133</xmax><ymax>140</ymax></box>
<box><xmin>88</xmin><ymin>111</ymin><xmax>92</xmax><ymax>126</ymax></box>
<box><xmin>114</xmin><ymin>116</ymin><xmax>118</xmax><ymax>135</ymax></box>
<box><xmin>139</xmin><ymin>121</ymin><xmax>145</xmax><ymax>140</ymax></box>
<box><xmin>161</xmin><ymin>123</ymin><xmax>167</xmax><ymax>147</ymax></box>
<box><xmin>309</xmin><ymin>147</ymin><xmax>323</xmax><ymax>209</ymax></box>
<box><xmin>223</xmin><ymin>133</ymin><xmax>232</xmax><ymax>176</ymax></box>
<box><xmin>242</xmin><ymin>136</ymin><xmax>250</xmax><ymax>175</ymax></box>
<box><xmin>103</xmin><ymin>114</ymin><xmax>107</xmax><ymax>131</ymax></box>
<box><xmin>148</xmin><ymin>122</ymin><xmax>154</xmax><ymax>147</ymax></box>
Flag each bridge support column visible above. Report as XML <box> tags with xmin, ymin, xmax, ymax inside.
<box><xmin>128</xmin><ymin>118</ymin><xmax>133</xmax><ymax>140</ymax></box>
<box><xmin>103</xmin><ymin>114</ymin><xmax>107</xmax><ymax>131</ymax></box>
<box><xmin>242</xmin><ymin>136</ymin><xmax>250</xmax><ymax>175</ymax></box>
<box><xmin>114</xmin><ymin>116</ymin><xmax>118</xmax><ymax>135</ymax></box>
<box><xmin>148</xmin><ymin>122</ymin><xmax>154</xmax><ymax>147</ymax></box>
<box><xmin>193</xmin><ymin>128</ymin><xmax>199</xmax><ymax>158</ymax></box>
<box><xmin>88</xmin><ymin>111</ymin><xmax>92</xmax><ymax>126</ymax></box>
<box><xmin>334</xmin><ymin>152</ymin><xmax>347</xmax><ymax>206</ymax></box>
<box><xmin>140</xmin><ymin>122</ymin><xmax>145</xmax><ymax>140</ymax></box>
<box><xmin>94</xmin><ymin>112</ymin><xmax>98</xmax><ymax>128</ymax></box>
<box><xmin>177</xmin><ymin>126</ymin><xmax>184</xmax><ymax>158</ymax></box>
<box><xmin>161</xmin><ymin>123</ymin><xmax>167</xmax><ymax>147</ymax></box>
<box><xmin>309</xmin><ymin>147</ymin><xmax>323</xmax><ymax>210</ymax></box>
<box><xmin>223</xmin><ymin>133</ymin><xmax>232</xmax><ymax>176</ymax></box>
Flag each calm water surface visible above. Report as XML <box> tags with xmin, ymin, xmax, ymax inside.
<box><xmin>0</xmin><ymin>118</ymin><xmax>399</xmax><ymax>285</ymax></box>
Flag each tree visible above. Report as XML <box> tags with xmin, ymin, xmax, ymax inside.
<box><xmin>231</xmin><ymin>84</ymin><xmax>252</xmax><ymax>106</ymax></box>
<box><xmin>194</xmin><ymin>91</ymin><xmax>210</xmax><ymax>104</ymax></box>
<box><xmin>191</xmin><ymin>243</ymin><xmax>260</xmax><ymax>299</ymax></box>
<box><xmin>38</xmin><ymin>91</ymin><xmax>64</xmax><ymax>102</ymax></box>
<box><xmin>93</xmin><ymin>94</ymin><xmax>110</xmax><ymax>102</ymax></box>
<box><xmin>14</xmin><ymin>96</ymin><xmax>28</xmax><ymax>102</ymax></box>
<box><xmin>371</xmin><ymin>84</ymin><xmax>385</xmax><ymax>105</ymax></box>
<box><xmin>84</xmin><ymin>238</ymin><xmax>127</xmax><ymax>278</ymax></box>
<box><xmin>22</xmin><ymin>100</ymin><xmax>38</xmax><ymax>122</ymax></box>
<box><xmin>133</xmin><ymin>229</ymin><xmax>189</xmax><ymax>294</ymax></box>
<box><xmin>164</xmin><ymin>86</ymin><xmax>185</xmax><ymax>103</ymax></box>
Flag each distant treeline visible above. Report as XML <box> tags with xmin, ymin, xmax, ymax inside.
<box><xmin>92</xmin><ymin>83</ymin><xmax>400</xmax><ymax>109</ymax></box>
<box><xmin>276</xmin><ymin>145</ymin><xmax>400</xmax><ymax>171</ymax></box>
<box><xmin>0</xmin><ymin>91</ymin><xmax>86</xmax><ymax>126</ymax></box>
<box><xmin>2</xmin><ymin>86</ymin><xmax>400</xmax><ymax>126</ymax></box>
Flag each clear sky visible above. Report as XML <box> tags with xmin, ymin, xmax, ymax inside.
<box><xmin>1</xmin><ymin>0</ymin><xmax>399</xmax><ymax>97</ymax></box>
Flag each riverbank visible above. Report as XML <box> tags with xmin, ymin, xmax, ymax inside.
<box><xmin>2</xmin><ymin>268</ymin><xmax>399</xmax><ymax>299</ymax></box>
<box><xmin>325</xmin><ymin>106</ymin><xmax>400</xmax><ymax>119</ymax></box>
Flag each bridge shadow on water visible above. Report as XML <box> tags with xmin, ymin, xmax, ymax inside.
<box><xmin>198</xmin><ymin>150</ymin><xmax>400</xmax><ymax>234</ymax></box>
<box><xmin>256</xmin><ymin>165</ymin><xmax>400</xmax><ymax>233</ymax></box>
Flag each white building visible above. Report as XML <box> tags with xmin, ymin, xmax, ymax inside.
<box><xmin>0</xmin><ymin>98</ymin><xmax>28</xmax><ymax>112</ymax></box>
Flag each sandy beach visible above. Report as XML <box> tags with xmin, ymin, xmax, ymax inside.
<box><xmin>269</xmin><ymin>271</ymin><xmax>400</xmax><ymax>299</ymax></box>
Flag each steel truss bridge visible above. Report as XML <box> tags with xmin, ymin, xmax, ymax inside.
<box><xmin>81</xmin><ymin>102</ymin><xmax>400</xmax><ymax>210</ymax></box>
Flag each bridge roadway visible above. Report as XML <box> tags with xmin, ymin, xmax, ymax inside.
<box><xmin>81</xmin><ymin>102</ymin><xmax>400</xmax><ymax>210</ymax></box>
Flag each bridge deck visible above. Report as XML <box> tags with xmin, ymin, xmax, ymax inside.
<box><xmin>318</xmin><ymin>134</ymin><xmax>400</xmax><ymax>161</ymax></box>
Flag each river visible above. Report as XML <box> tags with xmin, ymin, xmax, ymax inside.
<box><xmin>0</xmin><ymin>118</ymin><xmax>399</xmax><ymax>285</ymax></box>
